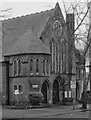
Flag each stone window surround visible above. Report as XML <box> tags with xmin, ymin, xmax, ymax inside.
<box><xmin>13</xmin><ymin>58</ymin><xmax>22</xmax><ymax>76</ymax></box>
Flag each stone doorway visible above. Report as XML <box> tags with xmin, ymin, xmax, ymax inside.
<box><xmin>41</xmin><ymin>81</ymin><xmax>49</xmax><ymax>104</ymax></box>
<box><xmin>53</xmin><ymin>79</ymin><xmax>59</xmax><ymax>104</ymax></box>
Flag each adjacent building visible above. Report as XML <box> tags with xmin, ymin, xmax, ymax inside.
<box><xmin>1</xmin><ymin>3</ymin><xmax>83</xmax><ymax>105</ymax></box>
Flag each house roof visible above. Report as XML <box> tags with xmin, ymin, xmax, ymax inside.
<box><xmin>5</xmin><ymin>30</ymin><xmax>50</xmax><ymax>56</ymax></box>
<box><xmin>2</xmin><ymin>7</ymin><xmax>54</xmax><ymax>56</ymax></box>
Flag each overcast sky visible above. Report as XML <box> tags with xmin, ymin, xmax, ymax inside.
<box><xmin>1</xmin><ymin>0</ymin><xmax>89</xmax><ymax>19</ymax></box>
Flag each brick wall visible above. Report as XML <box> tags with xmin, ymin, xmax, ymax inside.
<box><xmin>5</xmin><ymin>54</ymin><xmax>50</xmax><ymax>104</ymax></box>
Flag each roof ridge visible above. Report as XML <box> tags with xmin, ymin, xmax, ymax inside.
<box><xmin>3</xmin><ymin>8</ymin><xmax>54</xmax><ymax>22</ymax></box>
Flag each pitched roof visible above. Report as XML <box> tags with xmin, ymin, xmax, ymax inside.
<box><xmin>2</xmin><ymin>2</ymin><xmax>82</xmax><ymax>61</ymax></box>
<box><xmin>2</xmin><ymin>8</ymin><xmax>54</xmax><ymax>56</ymax></box>
<box><xmin>5</xmin><ymin>30</ymin><xmax>50</xmax><ymax>56</ymax></box>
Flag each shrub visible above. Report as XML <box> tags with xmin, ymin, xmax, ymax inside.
<box><xmin>28</xmin><ymin>92</ymin><xmax>44</xmax><ymax>105</ymax></box>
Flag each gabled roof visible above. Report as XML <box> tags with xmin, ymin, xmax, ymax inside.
<box><xmin>5</xmin><ymin>30</ymin><xmax>50</xmax><ymax>56</ymax></box>
<box><xmin>2</xmin><ymin>7</ymin><xmax>54</xmax><ymax>56</ymax></box>
<box><xmin>2</xmin><ymin>2</ymin><xmax>82</xmax><ymax>61</ymax></box>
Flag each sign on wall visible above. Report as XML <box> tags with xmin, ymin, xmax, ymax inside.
<box><xmin>71</xmin><ymin>80</ymin><xmax>76</xmax><ymax>89</ymax></box>
<box><xmin>14</xmin><ymin>90</ymin><xmax>19</xmax><ymax>95</ymax></box>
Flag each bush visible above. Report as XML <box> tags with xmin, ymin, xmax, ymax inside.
<box><xmin>28</xmin><ymin>92</ymin><xmax>44</xmax><ymax>105</ymax></box>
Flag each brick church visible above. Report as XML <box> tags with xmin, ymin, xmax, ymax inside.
<box><xmin>1</xmin><ymin>2</ymin><xmax>83</xmax><ymax>105</ymax></box>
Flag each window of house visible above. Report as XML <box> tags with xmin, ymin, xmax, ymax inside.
<box><xmin>36</xmin><ymin>59</ymin><xmax>39</xmax><ymax>74</ymax></box>
<box><xmin>14</xmin><ymin>60</ymin><xmax>17</xmax><ymax>76</ymax></box>
<box><xmin>14</xmin><ymin>85</ymin><xmax>17</xmax><ymax>91</ymax></box>
<box><xmin>30</xmin><ymin>59</ymin><xmax>33</xmax><ymax>73</ymax></box>
<box><xmin>18</xmin><ymin>59</ymin><xmax>21</xmax><ymax>75</ymax></box>
<box><xmin>19</xmin><ymin>85</ymin><xmax>22</xmax><ymax>93</ymax></box>
<box><xmin>43</xmin><ymin>59</ymin><xmax>45</xmax><ymax>75</ymax></box>
<box><xmin>14</xmin><ymin>85</ymin><xmax>23</xmax><ymax>94</ymax></box>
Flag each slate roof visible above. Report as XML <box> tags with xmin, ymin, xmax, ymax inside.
<box><xmin>2</xmin><ymin>7</ymin><xmax>54</xmax><ymax>56</ymax></box>
<box><xmin>5</xmin><ymin>30</ymin><xmax>50</xmax><ymax>55</ymax></box>
<box><xmin>2</xmin><ymin>2</ymin><xmax>82</xmax><ymax>61</ymax></box>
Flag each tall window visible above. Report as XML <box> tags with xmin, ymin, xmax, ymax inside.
<box><xmin>62</xmin><ymin>42</ymin><xmax>66</xmax><ymax>73</ymax></box>
<box><xmin>18</xmin><ymin>59</ymin><xmax>21</xmax><ymax>75</ymax></box>
<box><xmin>58</xmin><ymin>43</ymin><xmax>60</xmax><ymax>72</ymax></box>
<box><xmin>56</xmin><ymin>42</ymin><xmax>59</xmax><ymax>72</ymax></box>
<box><xmin>55</xmin><ymin>43</ymin><xmax>57</xmax><ymax>73</ymax></box>
<box><xmin>43</xmin><ymin>59</ymin><xmax>45</xmax><ymax>75</ymax></box>
<box><xmin>36</xmin><ymin>59</ymin><xmax>39</xmax><ymax>73</ymax></box>
<box><xmin>50</xmin><ymin>40</ymin><xmax>54</xmax><ymax>72</ymax></box>
<box><xmin>60</xmin><ymin>42</ymin><xmax>63</xmax><ymax>73</ymax></box>
<box><xmin>46</xmin><ymin>60</ymin><xmax>49</xmax><ymax>75</ymax></box>
<box><xmin>19</xmin><ymin>85</ymin><xmax>22</xmax><ymax>93</ymax></box>
<box><xmin>14</xmin><ymin>85</ymin><xmax>17</xmax><ymax>91</ymax></box>
<box><xmin>30</xmin><ymin>59</ymin><xmax>33</xmax><ymax>73</ymax></box>
<box><xmin>14</xmin><ymin>60</ymin><xmax>17</xmax><ymax>76</ymax></box>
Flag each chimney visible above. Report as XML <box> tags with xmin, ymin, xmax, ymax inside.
<box><xmin>66</xmin><ymin>13</ymin><xmax>75</xmax><ymax>46</ymax></box>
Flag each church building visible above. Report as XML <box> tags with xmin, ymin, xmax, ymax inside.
<box><xmin>1</xmin><ymin>2</ymin><xmax>83</xmax><ymax>105</ymax></box>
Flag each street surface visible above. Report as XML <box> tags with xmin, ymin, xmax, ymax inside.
<box><xmin>1</xmin><ymin>104</ymin><xmax>91</xmax><ymax>119</ymax></box>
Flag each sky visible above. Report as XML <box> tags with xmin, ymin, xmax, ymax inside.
<box><xmin>0</xmin><ymin>0</ymin><xmax>89</xmax><ymax>20</ymax></box>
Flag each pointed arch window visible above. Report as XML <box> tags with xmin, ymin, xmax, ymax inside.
<box><xmin>50</xmin><ymin>40</ymin><xmax>54</xmax><ymax>72</ymax></box>
<box><xmin>18</xmin><ymin>59</ymin><xmax>21</xmax><ymax>75</ymax></box>
<box><xmin>58</xmin><ymin>42</ymin><xmax>60</xmax><ymax>72</ymax></box>
<box><xmin>14</xmin><ymin>59</ymin><xmax>17</xmax><ymax>76</ymax></box>
<box><xmin>43</xmin><ymin>59</ymin><xmax>46</xmax><ymax>75</ymax></box>
<box><xmin>55</xmin><ymin>43</ymin><xmax>57</xmax><ymax>73</ymax></box>
<box><xmin>36</xmin><ymin>59</ymin><xmax>39</xmax><ymax>74</ymax></box>
<box><xmin>56</xmin><ymin>42</ymin><xmax>58</xmax><ymax>72</ymax></box>
<box><xmin>46</xmin><ymin>60</ymin><xmax>49</xmax><ymax>75</ymax></box>
<box><xmin>30</xmin><ymin>59</ymin><xmax>33</xmax><ymax>73</ymax></box>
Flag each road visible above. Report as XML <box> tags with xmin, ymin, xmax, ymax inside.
<box><xmin>1</xmin><ymin>104</ymin><xmax>91</xmax><ymax>119</ymax></box>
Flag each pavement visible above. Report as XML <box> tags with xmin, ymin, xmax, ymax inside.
<box><xmin>1</xmin><ymin>104</ymin><xmax>91</xmax><ymax>119</ymax></box>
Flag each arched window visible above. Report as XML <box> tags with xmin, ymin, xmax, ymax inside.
<box><xmin>56</xmin><ymin>42</ymin><xmax>58</xmax><ymax>72</ymax></box>
<box><xmin>30</xmin><ymin>59</ymin><xmax>33</xmax><ymax>73</ymax></box>
<box><xmin>61</xmin><ymin>42</ymin><xmax>63</xmax><ymax>73</ymax></box>
<box><xmin>58</xmin><ymin>43</ymin><xmax>60</xmax><ymax>72</ymax></box>
<box><xmin>18</xmin><ymin>59</ymin><xmax>21</xmax><ymax>75</ymax></box>
<box><xmin>50</xmin><ymin>40</ymin><xmax>54</xmax><ymax>72</ymax></box>
<box><xmin>43</xmin><ymin>59</ymin><xmax>45</xmax><ymax>75</ymax></box>
<box><xmin>14</xmin><ymin>59</ymin><xmax>17</xmax><ymax>76</ymax></box>
<box><xmin>36</xmin><ymin>59</ymin><xmax>39</xmax><ymax>73</ymax></box>
<box><xmin>62</xmin><ymin>42</ymin><xmax>66</xmax><ymax>73</ymax></box>
<box><xmin>46</xmin><ymin>60</ymin><xmax>49</xmax><ymax>75</ymax></box>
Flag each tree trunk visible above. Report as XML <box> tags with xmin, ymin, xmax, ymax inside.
<box><xmin>82</xmin><ymin>59</ymin><xmax>87</xmax><ymax>109</ymax></box>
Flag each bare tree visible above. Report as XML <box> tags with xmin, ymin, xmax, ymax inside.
<box><xmin>62</xmin><ymin>0</ymin><xmax>91</xmax><ymax>109</ymax></box>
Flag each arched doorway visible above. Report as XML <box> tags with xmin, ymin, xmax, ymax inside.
<box><xmin>53</xmin><ymin>79</ymin><xmax>59</xmax><ymax>104</ymax></box>
<box><xmin>41</xmin><ymin>81</ymin><xmax>49</xmax><ymax>104</ymax></box>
